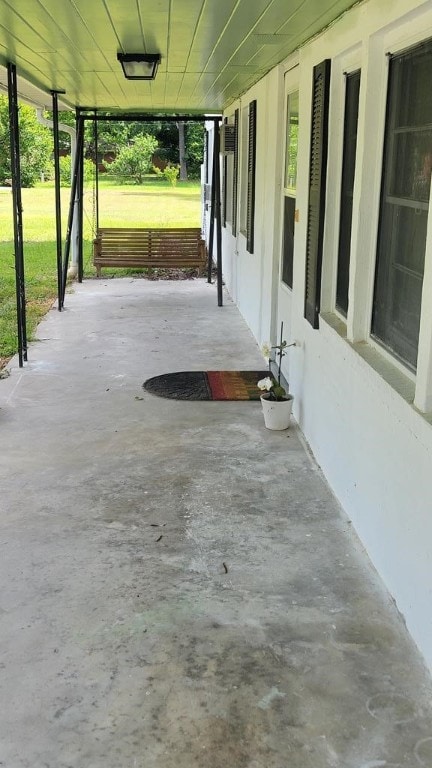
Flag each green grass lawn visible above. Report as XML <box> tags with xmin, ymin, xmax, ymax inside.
<box><xmin>0</xmin><ymin>177</ymin><xmax>201</xmax><ymax>363</ymax></box>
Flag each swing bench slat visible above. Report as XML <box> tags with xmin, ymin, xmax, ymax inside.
<box><xmin>93</xmin><ymin>227</ymin><xmax>206</xmax><ymax>277</ymax></box>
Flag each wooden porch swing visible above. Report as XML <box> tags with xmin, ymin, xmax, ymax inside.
<box><xmin>88</xmin><ymin>115</ymin><xmax>207</xmax><ymax>278</ymax></box>
<box><xmin>93</xmin><ymin>225</ymin><xmax>206</xmax><ymax>277</ymax></box>
<box><xmin>61</xmin><ymin>113</ymin><xmax>222</xmax><ymax>309</ymax></box>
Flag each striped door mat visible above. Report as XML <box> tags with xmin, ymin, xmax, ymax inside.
<box><xmin>143</xmin><ymin>370</ymin><xmax>268</xmax><ymax>401</ymax></box>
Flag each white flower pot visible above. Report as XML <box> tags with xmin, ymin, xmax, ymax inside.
<box><xmin>260</xmin><ymin>393</ymin><xmax>294</xmax><ymax>430</ymax></box>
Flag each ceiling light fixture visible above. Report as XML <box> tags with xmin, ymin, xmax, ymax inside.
<box><xmin>117</xmin><ymin>53</ymin><xmax>161</xmax><ymax>80</ymax></box>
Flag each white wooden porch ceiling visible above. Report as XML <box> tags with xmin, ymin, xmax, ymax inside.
<box><xmin>0</xmin><ymin>0</ymin><xmax>361</xmax><ymax>113</ymax></box>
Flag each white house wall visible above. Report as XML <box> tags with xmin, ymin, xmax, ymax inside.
<box><xmin>220</xmin><ymin>0</ymin><xmax>432</xmax><ymax>671</ymax></box>
<box><xmin>222</xmin><ymin>69</ymin><xmax>283</xmax><ymax>343</ymax></box>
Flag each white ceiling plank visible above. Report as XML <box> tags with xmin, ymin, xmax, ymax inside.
<box><xmin>0</xmin><ymin>0</ymin><xmax>362</xmax><ymax>111</ymax></box>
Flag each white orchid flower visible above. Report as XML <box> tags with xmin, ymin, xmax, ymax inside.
<box><xmin>261</xmin><ymin>343</ymin><xmax>271</xmax><ymax>360</ymax></box>
<box><xmin>257</xmin><ymin>376</ymin><xmax>273</xmax><ymax>391</ymax></box>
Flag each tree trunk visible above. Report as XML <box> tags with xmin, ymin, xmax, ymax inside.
<box><xmin>177</xmin><ymin>121</ymin><xmax>187</xmax><ymax>180</ymax></box>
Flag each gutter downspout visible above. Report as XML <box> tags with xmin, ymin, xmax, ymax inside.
<box><xmin>36</xmin><ymin>109</ymin><xmax>79</xmax><ymax>278</ymax></box>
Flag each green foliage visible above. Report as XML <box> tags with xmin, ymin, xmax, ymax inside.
<box><xmin>0</xmin><ymin>241</ymin><xmax>57</xmax><ymax>358</ymax></box>
<box><xmin>162</xmin><ymin>164</ymin><xmax>180</xmax><ymax>186</ymax></box>
<box><xmin>151</xmin><ymin>122</ymin><xmax>204</xmax><ymax>178</ymax></box>
<box><xmin>286</xmin><ymin>121</ymin><xmax>298</xmax><ymax>188</ymax></box>
<box><xmin>54</xmin><ymin>113</ymin><xmax>144</xmax><ymax>156</ymax></box>
<box><xmin>185</xmin><ymin>123</ymin><xmax>205</xmax><ymax>177</ymax></box>
<box><xmin>58</xmin><ymin>155</ymin><xmax>95</xmax><ymax>186</ymax></box>
<box><xmin>106</xmin><ymin>134</ymin><xmax>158</xmax><ymax>183</ymax></box>
<box><xmin>0</xmin><ymin>96</ymin><xmax>52</xmax><ymax>187</ymax></box>
<box><xmin>51</xmin><ymin>115</ymin><xmax>205</xmax><ymax>179</ymax></box>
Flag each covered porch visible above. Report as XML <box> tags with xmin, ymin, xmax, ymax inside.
<box><xmin>0</xmin><ymin>278</ymin><xmax>431</xmax><ymax>767</ymax></box>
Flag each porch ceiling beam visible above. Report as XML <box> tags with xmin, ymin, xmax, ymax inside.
<box><xmin>80</xmin><ymin>114</ymin><xmax>220</xmax><ymax>122</ymax></box>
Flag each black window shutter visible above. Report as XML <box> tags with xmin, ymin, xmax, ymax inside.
<box><xmin>246</xmin><ymin>100</ymin><xmax>257</xmax><ymax>254</ymax></box>
<box><xmin>232</xmin><ymin>108</ymin><xmax>239</xmax><ymax>237</ymax></box>
<box><xmin>304</xmin><ymin>59</ymin><xmax>331</xmax><ymax>328</ymax></box>
<box><xmin>222</xmin><ymin>117</ymin><xmax>228</xmax><ymax>227</ymax></box>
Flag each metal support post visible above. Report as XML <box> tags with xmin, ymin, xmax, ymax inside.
<box><xmin>61</xmin><ymin>118</ymin><xmax>84</xmax><ymax>306</ymax></box>
<box><xmin>213</xmin><ymin>119</ymin><xmax>223</xmax><ymax>307</ymax></box>
<box><xmin>7</xmin><ymin>62</ymin><xmax>27</xmax><ymax>365</ymax></box>
<box><xmin>207</xmin><ymin>134</ymin><xmax>216</xmax><ymax>283</ymax></box>
<box><xmin>51</xmin><ymin>90</ymin><xmax>64</xmax><ymax>311</ymax></box>
<box><xmin>94</xmin><ymin>111</ymin><xmax>100</xmax><ymax>233</ymax></box>
<box><xmin>76</xmin><ymin>109</ymin><xmax>84</xmax><ymax>283</ymax></box>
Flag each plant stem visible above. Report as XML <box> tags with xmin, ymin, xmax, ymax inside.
<box><xmin>278</xmin><ymin>321</ymin><xmax>283</xmax><ymax>385</ymax></box>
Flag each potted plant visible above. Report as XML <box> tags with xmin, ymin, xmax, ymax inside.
<box><xmin>258</xmin><ymin>323</ymin><xmax>294</xmax><ymax>430</ymax></box>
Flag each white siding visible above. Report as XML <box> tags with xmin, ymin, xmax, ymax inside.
<box><xmin>218</xmin><ymin>0</ymin><xmax>432</xmax><ymax>670</ymax></box>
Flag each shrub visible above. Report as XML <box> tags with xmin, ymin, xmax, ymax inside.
<box><xmin>106</xmin><ymin>134</ymin><xmax>158</xmax><ymax>184</ymax></box>
<box><xmin>0</xmin><ymin>96</ymin><xmax>52</xmax><ymax>187</ymax></box>
<box><xmin>57</xmin><ymin>156</ymin><xmax>95</xmax><ymax>186</ymax></box>
<box><xmin>162</xmin><ymin>164</ymin><xmax>180</xmax><ymax>186</ymax></box>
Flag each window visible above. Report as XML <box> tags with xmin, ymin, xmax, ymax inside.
<box><xmin>282</xmin><ymin>91</ymin><xmax>299</xmax><ymax>288</ymax></box>
<box><xmin>336</xmin><ymin>70</ymin><xmax>360</xmax><ymax>316</ymax></box>
<box><xmin>240</xmin><ymin>100</ymin><xmax>257</xmax><ymax>253</ymax></box>
<box><xmin>225</xmin><ymin>153</ymin><xmax>233</xmax><ymax>226</ymax></box>
<box><xmin>372</xmin><ymin>40</ymin><xmax>432</xmax><ymax>370</ymax></box>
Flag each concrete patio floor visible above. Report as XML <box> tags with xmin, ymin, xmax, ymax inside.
<box><xmin>1</xmin><ymin>277</ymin><xmax>432</xmax><ymax>768</ymax></box>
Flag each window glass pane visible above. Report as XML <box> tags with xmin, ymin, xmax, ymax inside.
<box><xmin>373</xmin><ymin>203</ymin><xmax>426</xmax><ymax>366</ymax></box>
<box><xmin>336</xmin><ymin>70</ymin><xmax>360</xmax><ymax>316</ymax></box>
<box><xmin>282</xmin><ymin>90</ymin><xmax>299</xmax><ymax>288</ymax></box>
<box><xmin>389</xmin><ymin>130</ymin><xmax>432</xmax><ymax>200</ymax></box>
<box><xmin>225</xmin><ymin>154</ymin><xmax>233</xmax><ymax>224</ymax></box>
<box><xmin>394</xmin><ymin>48</ymin><xmax>432</xmax><ymax>127</ymax></box>
<box><xmin>372</xmin><ymin>41</ymin><xmax>432</xmax><ymax>370</ymax></box>
<box><xmin>284</xmin><ymin>92</ymin><xmax>299</xmax><ymax>192</ymax></box>
<box><xmin>282</xmin><ymin>196</ymin><xmax>295</xmax><ymax>287</ymax></box>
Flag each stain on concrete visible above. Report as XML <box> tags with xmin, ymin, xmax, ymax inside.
<box><xmin>1</xmin><ymin>280</ymin><xmax>432</xmax><ymax>768</ymax></box>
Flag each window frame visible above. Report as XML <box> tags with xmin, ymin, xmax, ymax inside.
<box><xmin>322</xmin><ymin>24</ymin><xmax>432</xmax><ymax>412</ymax></box>
<box><xmin>371</xmin><ymin>40</ymin><xmax>432</xmax><ymax>372</ymax></box>
<box><xmin>281</xmin><ymin>89</ymin><xmax>299</xmax><ymax>290</ymax></box>
<box><xmin>335</xmin><ymin>68</ymin><xmax>361</xmax><ymax>317</ymax></box>
<box><xmin>320</xmin><ymin>46</ymin><xmax>362</xmax><ymax>326</ymax></box>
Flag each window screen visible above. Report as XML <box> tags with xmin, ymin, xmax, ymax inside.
<box><xmin>372</xmin><ymin>41</ymin><xmax>432</xmax><ymax>369</ymax></box>
<box><xmin>282</xmin><ymin>91</ymin><xmax>299</xmax><ymax>289</ymax></box>
<box><xmin>336</xmin><ymin>70</ymin><xmax>360</xmax><ymax>316</ymax></box>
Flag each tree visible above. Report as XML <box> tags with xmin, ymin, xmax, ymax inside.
<box><xmin>106</xmin><ymin>133</ymin><xmax>158</xmax><ymax>183</ymax></box>
<box><xmin>151</xmin><ymin>121</ymin><xmax>205</xmax><ymax>179</ymax></box>
<box><xmin>52</xmin><ymin>114</ymin><xmax>205</xmax><ymax>179</ymax></box>
<box><xmin>0</xmin><ymin>96</ymin><xmax>52</xmax><ymax>187</ymax></box>
<box><xmin>185</xmin><ymin>122</ymin><xmax>205</xmax><ymax>178</ymax></box>
<box><xmin>177</xmin><ymin>122</ymin><xmax>187</xmax><ymax>180</ymax></box>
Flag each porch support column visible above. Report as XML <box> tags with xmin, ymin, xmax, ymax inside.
<box><xmin>61</xmin><ymin>116</ymin><xmax>84</xmax><ymax>307</ymax></box>
<box><xmin>213</xmin><ymin>118</ymin><xmax>223</xmax><ymax>307</ymax></box>
<box><xmin>51</xmin><ymin>90</ymin><xmax>65</xmax><ymax>311</ymax></box>
<box><xmin>207</xmin><ymin>131</ymin><xmax>216</xmax><ymax>283</ymax></box>
<box><xmin>94</xmin><ymin>110</ymin><xmax>100</xmax><ymax>233</ymax></box>
<box><xmin>7</xmin><ymin>62</ymin><xmax>27</xmax><ymax>366</ymax></box>
<box><xmin>76</xmin><ymin>108</ymin><xmax>84</xmax><ymax>283</ymax></box>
